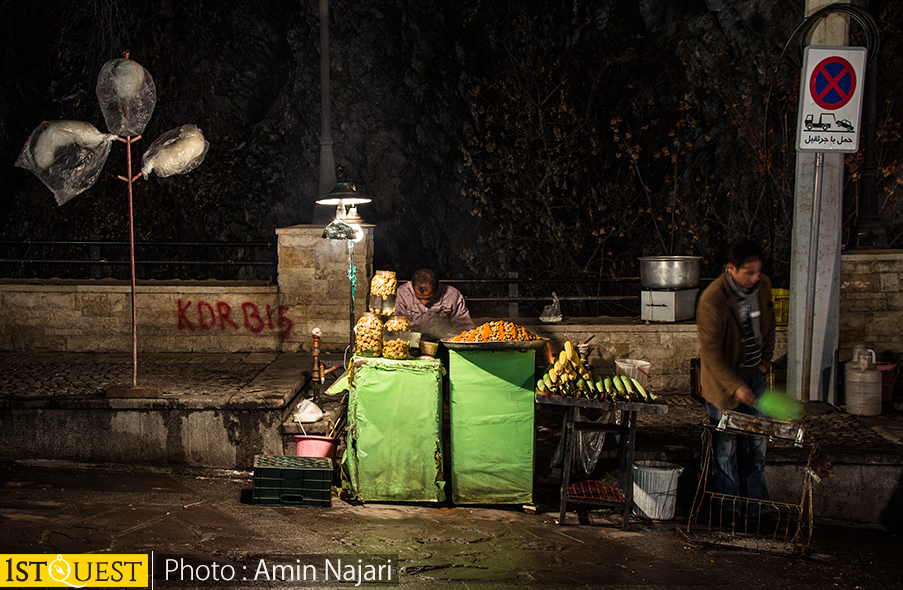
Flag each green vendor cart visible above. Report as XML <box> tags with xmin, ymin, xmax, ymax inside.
<box><xmin>343</xmin><ymin>356</ymin><xmax>446</xmax><ymax>502</ymax></box>
<box><xmin>447</xmin><ymin>347</ymin><xmax>537</xmax><ymax>504</ymax></box>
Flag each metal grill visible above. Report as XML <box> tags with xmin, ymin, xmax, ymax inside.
<box><xmin>679</xmin><ymin>412</ymin><xmax>818</xmax><ymax>556</ymax></box>
<box><xmin>567</xmin><ymin>480</ymin><xmax>626</xmax><ymax>503</ymax></box>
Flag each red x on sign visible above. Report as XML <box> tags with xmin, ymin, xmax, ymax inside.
<box><xmin>809</xmin><ymin>56</ymin><xmax>856</xmax><ymax>110</ymax></box>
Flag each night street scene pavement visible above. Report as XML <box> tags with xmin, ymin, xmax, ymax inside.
<box><xmin>1</xmin><ymin>459</ymin><xmax>901</xmax><ymax>589</ymax></box>
<box><xmin>2</xmin><ymin>2</ymin><xmax>903</xmax><ymax>588</ymax></box>
<box><xmin>1</xmin><ymin>352</ymin><xmax>901</xmax><ymax>589</ymax></box>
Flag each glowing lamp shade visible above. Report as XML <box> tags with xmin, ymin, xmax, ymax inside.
<box><xmin>316</xmin><ymin>182</ymin><xmax>370</xmax><ymax>223</ymax></box>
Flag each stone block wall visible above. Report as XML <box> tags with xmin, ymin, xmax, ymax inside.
<box><xmin>839</xmin><ymin>251</ymin><xmax>903</xmax><ymax>366</ymax></box>
<box><xmin>0</xmin><ymin>281</ymin><xmax>284</xmax><ymax>352</ymax></box>
<box><xmin>0</xmin><ymin>235</ymin><xmax>896</xmax><ymax>393</ymax></box>
<box><xmin>275</xmin><ymin>224</ymin><xmax>374</xmax><ymax>352</ymax></box>
<box><xmin>0</xmin><ymin>225</ymin><xmax>375</xmax><ymax>354</ymax></box>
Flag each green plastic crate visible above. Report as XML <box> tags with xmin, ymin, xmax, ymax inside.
<box><xmin>252</xmin><ymin>455</ymin><xmax>333</xmax><ymax>507</ymax></box>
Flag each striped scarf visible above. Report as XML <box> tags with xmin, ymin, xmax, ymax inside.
<box><xmin>726</xmin><ymin>271</ymin><xmax>763</xmax><ymax>370</ymax></box>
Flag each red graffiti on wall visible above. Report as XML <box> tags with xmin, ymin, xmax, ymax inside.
<box><xmin>178</xmin><ymin>300</ymin><xmax>293</xmax><ymax>338</ymax></box>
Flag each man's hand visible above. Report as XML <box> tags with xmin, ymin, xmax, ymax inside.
<box><xmin>734</xmin><ymin>384</ymin><xmax>757</xmax><ymax>408</ymax></box>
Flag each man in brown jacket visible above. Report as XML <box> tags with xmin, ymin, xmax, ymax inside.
<box><xmin>696</xmin><ymin>239</ymin><xmax>776</xmax><ymax>527</ymax></box>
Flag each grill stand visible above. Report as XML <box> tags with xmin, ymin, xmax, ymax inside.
<box><xmin>679</xmin><ymin>417</ymin><xmax>816</xmax><ymax>556</ymax></box>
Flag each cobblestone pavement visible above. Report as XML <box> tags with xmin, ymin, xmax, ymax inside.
<box><xmin>0</xmin><ymin>352</ymin><xmax>276</xmax><ymax>397</ymax></box>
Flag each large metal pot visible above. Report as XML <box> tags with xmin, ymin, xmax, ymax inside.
<box><xmin>638</xmin><ymin>256</ymin><xmax>702</xmax><ymax>289</ymax></box>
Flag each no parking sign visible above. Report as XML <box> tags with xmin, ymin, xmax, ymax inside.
<box><xmin>796</xmin><ymin>46</ymin><xmax>866</xmax><ymax>152</ymax></box>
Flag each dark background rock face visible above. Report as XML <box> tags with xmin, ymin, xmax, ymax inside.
<box><xmin>1</xmin><ymin>0</ymin><xmax>901</xmax><ymax>287</ymax></box>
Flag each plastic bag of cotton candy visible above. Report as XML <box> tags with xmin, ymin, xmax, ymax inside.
<box><xmin>96</xmin><ymin>58</ymin><xmax>156</xmax><ymax>136</ymax></box>
<box><xmin>15</xmin><ymin>121</ymin><xmax>116</xmax><ymax>205</ymax></box>
<box><xmin>141</xmin><ymin>124</ymin><xmax>209</xmax><ymax>179</ymax></box>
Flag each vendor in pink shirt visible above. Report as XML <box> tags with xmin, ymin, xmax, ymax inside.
<box><xmin>395</xmin><ymin>268</ymin><xmax>475</xmax><ymax>342</ymax></box>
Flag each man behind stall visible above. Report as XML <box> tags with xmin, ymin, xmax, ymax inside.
<box><xmin>396</xmin><ymin>268</ymin><xmax>474</xmax><ymax>342</ymax></box>
<box><xmin>696</xmin><ymin>239</ymin><xmax>777</xmax><ymax>528</ymax></box>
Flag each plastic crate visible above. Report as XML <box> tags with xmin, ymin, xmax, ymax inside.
<box><xmin>252</xmin><ymin>454</ymin><xmax>333</xmax><ymax>507</ymax></box>
<box><xmin>771</xmin><ymin>288</ymin><xmax>789</xmax><ymax>326</ymax></box>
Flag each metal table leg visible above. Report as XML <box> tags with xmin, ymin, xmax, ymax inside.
<box><xmin>558</xmin><ymin>405</ymin><xmax>577</xmax><ymax>525</ymax></box>
<box><xmin>618</xmin><ymin>410</ymin><xmax>638</xmax><ymax>530</ymax></box>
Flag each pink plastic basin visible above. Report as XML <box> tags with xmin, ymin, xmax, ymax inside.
<box><xmin>294</xmin><ymin>435</ymin><xmax>338</xmax><ymax>460</ymax></box>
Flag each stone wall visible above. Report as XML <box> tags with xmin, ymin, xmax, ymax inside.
<box><xmin>0</xmin><ymin>225</ymin><xmax>374</xmax><ymax>354</ymax></box>
<box><xmin>1</xmin><ymin>238</ymin><xmax>898</xmax><ymax>393</ymax></box>
<box><xmin>0</xmin><ymin>281</ymin><xmax>282</xmax><ymax>352</ymax></box>
<box><xmin>839</xmin><ymin>251</ymin><xmax>903</xmax><ymax>367</ymax></box>
<box><xmin>275</xmin><ymin>224</ymin><xmax>374</xmax><ymax>352</ymax></box>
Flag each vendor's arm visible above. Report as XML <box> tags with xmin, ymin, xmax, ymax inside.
<box><xmin>449</xmin><ymin>292</ymin><xmax>474</xmax><ymax>333</ymax></box>
<box><xmin>395</xmin><ymin>282</ymin><xmax>416</xmax><ymax>318</ymax></box>
<box><xmin>697</xmin><ymin>293</ymin><xmax>745</xmax><ymax>409</ymax></box>
<box><xmin>734</xmin><ymin>384</ymin><xmax>757</xmax><ymax>407</ymax></box>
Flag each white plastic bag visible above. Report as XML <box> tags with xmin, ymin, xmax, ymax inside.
<box><xmin>95</xmin><ymin>58</ymin><xmax>156</xmax><ymax>136</ymax></box>
<box><xmin>141</xmin><ymin>124</ymin><xmax>209</xmax><ymax>178</ymax></box>
<box><xmin>292</xmin><ymin>398</ymin><xmax>323</xmax><ymax>424</ymax></box>
<box><xmin>540</xmin><ymin>292</ymin><xmax>563</xmax><ymax>323</ymax></box>
<box><xmin>15</xmin><ymin>120</ymin><xmax>115</xmax><ymax>205</ymax></box>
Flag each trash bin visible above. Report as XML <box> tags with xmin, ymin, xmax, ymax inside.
<box><xmin>771</xmin><ymin>288</ymin><xmax>790</xmax><ymax>326</ymax></box>
<box><xmin>632</xmin><ymin>460</ymin><xmax>684</xmax><ymax>520</ymax></box>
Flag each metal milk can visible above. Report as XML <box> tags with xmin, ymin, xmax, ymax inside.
<box><xmin>845</xmin><ymin>348</ymin><xmax>882</xmax><ymax>416</ymax></box>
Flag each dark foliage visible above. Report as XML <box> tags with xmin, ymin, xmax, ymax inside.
<box><xmin>0</xmin><ymin>0</ymin><xmax>900</xmax><ymax>287</ymax></box>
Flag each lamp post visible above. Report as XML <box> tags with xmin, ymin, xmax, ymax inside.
<box><xmin>318</xmin><ymin>0</ymin><xmax>336</xmax><ymax>199</ymax></box>
<box><xmin>318</xmin><ymin>182</ymin><xmax>369</xmax><ymax>352</ymax></box>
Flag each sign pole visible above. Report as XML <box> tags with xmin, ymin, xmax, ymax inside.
<box><xmin>790</xmin><ymin>43</ymin><xmax>866</xmax><ymax>403</ymax></box>
<box><xmin>801</xmin><ymin>152</ymin><xmax>825</xmax><ymax>400</ymax></box>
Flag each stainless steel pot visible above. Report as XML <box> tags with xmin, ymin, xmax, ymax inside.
<box><xmin>638</xmin><ymin>256</ymin><xmax>702</xmax><ymax>289</ymax></box>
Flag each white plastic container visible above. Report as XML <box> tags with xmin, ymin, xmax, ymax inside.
<box><xmin>846</xmin><ymin>349</ymin><xmax>882</xmax><ymax>416</ymax></box>
<box><xmin>632</xmin><ymin>460</ymin><xmax>684</xmax><ymax>520</ymax></box>
<box><xmin>615</xmin><ymin>359</ymin><xmax>652</xmax><ymax>389</ymax></box>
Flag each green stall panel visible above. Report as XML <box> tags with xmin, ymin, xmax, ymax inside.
<box><xmin>448</xmin><ymin>349</ymin><xmax>535</xmax><ymax>504</ymax></box>
<box><xmin>344</xmin><ymin>356</ymin><xmax>446</xmax><ymax>502</ymax></box>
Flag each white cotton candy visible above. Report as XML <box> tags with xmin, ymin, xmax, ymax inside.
<box><xmin>141</xmin><ymin>124</ymin><xmax>209</xmax><ymax>178</ymax></box>
<box><xmin>32</xmin><ymin>121</ymin><xmax>111</xmax><ymax>169</ymax></box>
<box><xmin>110</xmin><ymin>59</ymin><xmax>145</xmax><ymax>98</ymax></box>
<box><xmin>96</xmin><ymin>58</ymin><xmax>156</xmax><ymax>136</ymax></box>
<box><xmin>15</xmin><ymin>120</ymin><xmax>115</xmax><ymax>205</ymax></box>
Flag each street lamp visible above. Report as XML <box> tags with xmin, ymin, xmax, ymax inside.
<box><xmin>318</xmin><ymin>182</ymin><xmax>368</xmax><ymax>351</ymax></box>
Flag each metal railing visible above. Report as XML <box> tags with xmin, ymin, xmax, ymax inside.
<box><xmin>428</xmin><ymin>275</ymin><xmax>650</xmax><ymax>318</ymax></box>
<box><xmin>2</xmin><ymin>241</ymin><xmax>785</xmax><ymax>318</ymax></box>
<box><xmin>0</xmin><ymin>239</ymin><xmax>278</xmax><ymax>281</ymax></box>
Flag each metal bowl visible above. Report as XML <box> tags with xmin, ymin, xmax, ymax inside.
<box><xmin>638</xmin><ymin>256</ymin><xmax>702</xmax><ymax>289</ymax></box>
<box><xmin>441</xmin><ymin>338</ymin><xmax>549</xmax><ymax>351</ymax></box>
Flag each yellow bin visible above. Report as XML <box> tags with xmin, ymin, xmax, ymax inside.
<box><xmin>771</xmin><ymin>288</ymin><xmax>790</xmax><ymax>326</ymax></box>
